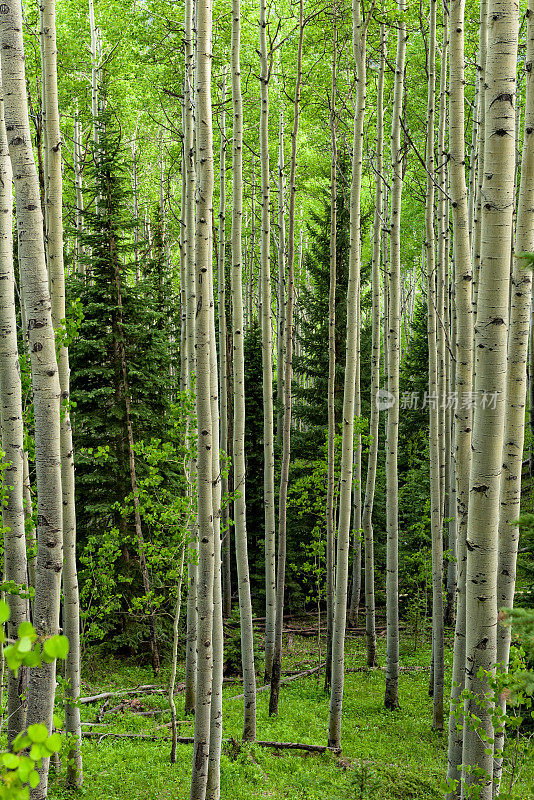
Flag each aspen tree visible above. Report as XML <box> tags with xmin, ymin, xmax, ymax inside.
<box><xmin>385</xmin><ymin>0</ymin><xmax>407</xmax><ymax>712</ymax></box>
<box><xmin>217</xmin><ymin>70</ymin><xmax>231</xmax><ymax>620</ymax></box>
<box><xmin>361</xmin><ymin>23</ymin><xmax>387</xmax><ymax>671</ymax></box>
<box><xmin>0</xmin><ymin>4</ymin><xmax>64</xmax><ymax>796</ymax></box>
<box><xmin>461</xmin><ymin>1</ymin><xmax>518</xmax><ymax>796</ymax></box>
<box><xmin>184</xmin><ymin>0</ymin><xmax>198</xmax><ymax>717</ymax></box>
<box><xmin>41</xmin><ymin>0</ymin><xmax>83</xmax><ymax>781</ymax></box>
<box><xmin>471</xmin><ymin>0</ymin><xmax>488</xmax><ymax>315</ymax></box>
<box><xmin>0</xmin><ymin>78</ymin><xmax>28</xmax><ymax>745</ymax></box>
<box><xmin>446</xmin><ymin>0</ymin><xmax>474</xmax><ymax>791</ymax></box>
<box><xmin>169</xmin><ymin>542</ymin><xmax>186</xmax><ymax>764</ymax></box>
<box><xmin>325</xmin><ymin>5</ymin><xmax>337</xmax><ymax>693</ymax></box>
<box><xmin>424</xmin><ymin>0</ymin><xmax>444</xmax><ymax>731</ymax></box>
<box><xmin>206</xmin><ymin>275</ymin><xmax>222</xmax><ymax>800</ymax></box>
<box><xmin>189</xmin><ymin>0</ymin><xmax>215</xmax><ymax>790</ymax></box>
<box><xmin>327</xmin><ymin>0</ymin><xmax>368</xmax><ymax>748</ymax></box>
<box><xmin>231</xmin><ymin>0</ymin><xmax>256</xmax><ymax>741</ymax></box>
<box><xmin>276</xmin><ymin>103</ymin><xmax>286</xmax><ymax>449</ymax></box>
<box><xmin>492</xmin><ymin>2</ymin><xmax>534</xmax><ymax>792</ymax></box>
<box><xmin>269</xmin><ymin>0</ymin><xmax>304</xmax><ymax>717</ymax></box>
<box><xmin>73</xmin><ymin>103</ymin><xmax>84</xmax><ymax>277</ymax></box>
<box><xmin>259</xmin><ymin>0</ymin><xmax>277</xmax><ymax>683</ymax></box>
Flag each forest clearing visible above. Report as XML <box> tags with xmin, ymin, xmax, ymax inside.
<box><xmin>0</xmin><ymin>0</ymin><xmax>533</xmax><ymax>798</ymax></box>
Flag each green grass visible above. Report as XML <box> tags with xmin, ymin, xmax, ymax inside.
<box><xmin>46</xmin><ymin>629</ymin><xmax>533</xmax><ymax>800</ymax></box>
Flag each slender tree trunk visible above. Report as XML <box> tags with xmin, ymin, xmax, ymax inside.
<box><xmin>231</xmin><ymin>0</ymin><xmax>256</xmax><ymax>741</ymax></box>
<box><xmin>269</xmin><ymin>0</ymin><xmax>304</xmax><ymax>718</ymax></box>
<box><xmin>327</xmin><ymin>0</ymin><xmax>368</xmax><ymax>749</ymax></box>
<box><xmin>73</xmin><ymin>102</ymin><xmax>84</xmax><ymax>277</ymax></box>
<box><xmin>492</xmin><ymin>3</ymin><xmax>534</xmax><ymax>793</ymax></box>
<box><xmin>446</xmin><ymin>0</ymin><xmax>474</xmax><ymax>792</ymax></box>
<box><xmin>189</xmin><ymin>0</ymin><xmax>215</xmax><ymax>791</ymax></box>
<box><xmin>217</xmin><ymin>70</ymin><xmax>232</xmax><ymax>621</ymax></box>
<box><xmin>362</xmin><ymin>23</ymin><xmax>386</xmax><ymax>671</ymax></box>
<box><xmin>461</xmin><ymin>2</ymin><xmax>518</xmax><ymax>796</ymax></box>
<box><xmin>424</xmin><ymin>0</ymin><xmax>444</xmax><ymax>731</ymax></box>
<box><xmin>276</xmin><ymin>103</ymin><xmax>286</xmax><ymax>449</ymax></box>
<box><xmin>259</xmin><ymin>0</ymin><xmax>276</xmax><ymax>684</ymax></box>
<box><xmin>324</xmin><ymin>8</ymin><xmax>337</xmax><ymax>692</ymax></box>
<box><xmin>169</xmin><ymin>543</ymin><xmax>186</xmax><ymax>764</ymax></box>
<box><xmin>0</xmin><ymin>7</ymin><xmax>64</xmax><ymax>798</ymax></box>
<box><xmin>384</xmin><ymin>0</ymin><xmax>406</xmax><ymax>712</ymax></box>
<box><xmin>184</xmin><ymin>0</ymin><xmax>198</xmax><ymax>717</ymax></box>
<box><xmin>0</xmin><ymin>78</ymin><xmax>28</xmax><ymax>745</ymax></box>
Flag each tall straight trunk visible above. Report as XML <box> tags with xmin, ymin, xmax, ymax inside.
<box><xmin>424</xmin><ymin>0</ymin><xmax>444</xmax><ymax>731</ymax></box>
<box><xmin>492</xmin><ymin>3</ymin><xmax>534</xmax><ymax>794</ymax></box>
<box><xmin>0</xmin><ymin>6</ymin><xmax>63</xmax><ymax>799</ymax></box>
<box><xmin>206</xmin><ymin>274</ymin><xmax>222</xmax><ymax>800</ymax></box>
<box><xmin>446</xmin><ymin>1</ymin><xmax>475</xmax><ymax>793</ymax></box>
<box><xmin>470</xmin><ymin>0</ymin><xmax>488</xmax><ymax>320</ymax></box>
<box><xmin>327</xmin><ymin>0</ymin><xmax>367</xmax><ymax>749</ymax></box>
<box><xmin>24</xmin><ymin>451</ymin><xmax>36</xmax><ymax>592</ymax></box>
<box><xmin>41</xmin><ymin>0</ymin><xmax>83</xmax><ymax>782</ymax></box>
<box><xmin>269</xmin><ymin>0</ymin><xmax>304</xmax><ymax>718</ymax></box>
<box><xmin>184</xmin><ymin>0</ymin><xmax>198</xmax><ymax>717</ymax></box>
<box><xmin>231</xmin><ymin>0</ymin><xmax>256</xmax><ymax>741</ymax></box>
<box><xmin>217</xmin><ymin>70</ymin><xmax>231</xmax><ymax>620</ymax></box>
<box><xmin>73</xmin><ymin>103</ymin><xmax>84</xmax><ymax>277</ymax></box>
<box><xmin>362</xmin><ymin>23</ymin><xmax>386</xmax><ymax>671</ymax></box>
<box><xmin>169</xmin><ymin>543</ymin><xmax>186</xmax><ymax>763</ymax></box>
<box><xmin>276</xmin><ymin>104</ymin><xmax>286</xmax><ymax>448</ymax></box>
<box><xmin>384</xmin><ymin>0</ymin><xmax>406</xmax><ymax>712</ymax></box>
<box><xmin>0</xmin><ymin>79</ymin><xmax>28</xmax><ymax>745</ymax></box>
<box><xmin>132</xmin><ymin>132</ymin><xmax>140</xmax><ymax>282</ymax></box>
<box><xmin>324</xmin><ymin>9</ymin><xmax>337</xmax><ymax>693</ymax></box>
<box><xmin>461</xmin><ymin>2</ymin><xmax>518</xmax><ymax>797</ymax></box>
<box><xmin>189</xmin><ymin>0</ymin><xmax>215</xmax><ymax>791</ymax></box>
<box><xmin>259</xmin><ymin>0</ymin><xmax>276</xmax><ymax>684</ymax></box>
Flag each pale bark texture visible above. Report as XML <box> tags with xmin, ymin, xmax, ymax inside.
<box><xmin>461</xmin><ymin>2</ymin><xmax>518</xmax><ymax>797</ymax></box>
<box><xmin>446</xmin><ymin>0</ymin><xmax>474</xmax><ymax>792</ymax></box>
<box><xmin>362</xmin><ymin>23</ymin><xmax>386</xmax><ymax>671</ymax></box>
<box><xmin>0</xmin><ymin>6</ymin><xmax>63</xmax><ymax>798</ymax></box>
<box><xmin>384</xmin><ymin>0</ymin><xmax>406</xmax><ymax>712</ymax></box>
<box><xmin>269</xmin><ymin>0</ymin><xmax>304</xmax><ymax>718</ymax></box>
<box><xmin>259</xmin><ymin>0</ymin><xmax>276</xmax><ymax>684</ymax></box>
<box><xmin>276</xmin><ymin>103</ymin><xmax>286</xmax><ymax>449</ymax></box>
<box><xmin>189</xmin><ymin>0</ymin><xmax>215</xmax><ymax>791</ymax></box>
<box><xmin>41</xmin><ymin>0</ymin><xmax>83</xmax><ymax>782</ymax></box>
<box><xmin>492</xmin><ymin>2</ymin><xmax>534</xmax><ymax>792</ymax></box>
<box><xmin>0</xmin><ymin>78</ymin><xmax>28</xmax><ymax>745</ymax></box>
<box><xmin>231</xmin><ymin>0</ymin><xmax>256</xmax><ymax>741</ymax></box>
<box><xmin>327</xmin><ymin>0</ymin><xmax>367</xmax><ymax>748</ymax></box>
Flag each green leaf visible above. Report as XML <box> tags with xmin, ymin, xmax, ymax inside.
<box><xmin>46</xmin><ymin>733</ymin><xmax>62</xmax><ymax>752</ymax></box>
<box><xmin>29</xmin><ymin>771</ymin><xmax>40</xmax><ymax>789</ymax></box>
<box><xmin>27</xmin><ymin>724</ymin><xmax>48</xmax><ymax>744</ymax></box>
<box><xmin>17</xmin><ymin>637</ymin><xmax>32</xmax><ymax>654</ymax></box>
<box><xmin>2</xmin><ymin>753</ymin><xmax>20</xmax><ymax>769</ymax></box>
<box><xmin>43</xmin><ymin>635</ymin><xmax>69</xmax><ymax>661</ymax></box>
<box><xmin>17</xmin><ymin>621</ymin><xmax>34</xmax><ymax>639</ymax></box>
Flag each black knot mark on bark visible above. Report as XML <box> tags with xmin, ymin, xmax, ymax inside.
<box><xmin>45</xmin><ymin>559</ymin><xmax>62</xmax><ymax>574</ymax></box>
<box><xmin>26</xmin><ymin>204</ymin><xmax>38</xmax><ymax>211</ymax></box>
<box><xmin>466</xmin><ymin>539</ymin><xmax>475</xmax><ymax>552</ymax></box>
<box><xmin>472</xmin><ymin>484</ymin><xmax>489</xmax><ymax>494</ymax></box>
<box><xmin>493</xmin><ymin>129</ymin><xmax>509</xmax><ymax>138</ymax></box>
<box><xmin>46</xmin><ymin>537</ymin><xmax>58</xmax><ymax>549</ymax></box>
<box><xmin>0</xmin><ymin>5</ymin><xmax>10</xmax><ymax>14</ymax></box>
<box><xmin>477</xmin><ymin>637</ymin><xmax>489</xmax><ymax>650</ymax></box>
<box><xmin>490</xmin><ymin>317</ymin><xmax>505</xmax><ymax>325</ymax></box>
<box><xmin>201</xmin><ymin>429</ymin><xmax>209</xmax><ymax>436</ymax></box>
<box><xmin>28</xmin><ymin>319</ymin><xmax>45</xmax><ymax>330</ymax></box>
<box><xmin>10</xmin><ymin>137</ymin><xmax>23</xmax><ymax>146</ymax></box>
<box><xmin>37</xmin><ymin>514</ymin><xmax>49</xmax><ymax>527</ymax></box>
<box><xmin>31</xmin><ymin>342</ymin><xmax>43</xmax><ymax>352</ymax></box>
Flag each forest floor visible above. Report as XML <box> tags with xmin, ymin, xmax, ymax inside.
<box><xmin>46</xmin><ymin>619</ymin><xmax>533</xmax><ymax>800</ymax></box>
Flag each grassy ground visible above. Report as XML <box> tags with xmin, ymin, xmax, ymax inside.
<box><xmin>46</xmin><ymin>624</ymin><xmax>533</xmax><ymax>800</ymax></box>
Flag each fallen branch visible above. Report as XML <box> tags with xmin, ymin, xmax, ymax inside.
<box><xmin>229</xmin><ymin>664</ymin><xmax>322</xmax><ymax>701</ymax></box>
<box><xmin>80</xmin><ymin>684</ymin><xmax>184</xmax><ymax>705</ymax></box>
<box><xmin>82</xmin><ymin>731</ymin><xmax>332</xmax><ymax>754</ymax></box>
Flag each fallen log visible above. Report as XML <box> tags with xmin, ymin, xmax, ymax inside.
<box><xmin>82</xmin><ymin>731</ymin><xmax>332</xmax><ymax>754</ymax></box>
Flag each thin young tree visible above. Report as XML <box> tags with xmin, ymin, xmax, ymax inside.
<box><xmin>231</xmin><ymin>0</ymin><xmax>256</xmax><ymax>741</ymax></box>
<box><xmin>259</xmin><ymin>0</ymin><xmax>277</xmax><ymax>683</ymax></box>
<box><xmin>327</xmin><ymin>0</ymin><xmax>369</xmax><ymax>748</ymax></box>
<box><xmin>385</xmin><ymin>0</ymin><xmax>407</xmax><ymax>712</ymax></box>
<box><xmin>189</xmin><ymin>0</ymin><xmax>216</xmax><ymax>791</ymax></box>
<box><xmin>269</xmin><ymin>0</ymin><xmax>304</xmax><ymax>718</ymax></box>
<box><xmin>41</xmin><ymin>0</ymin><xmax>82</xmax><ymax>780</ymax></box>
